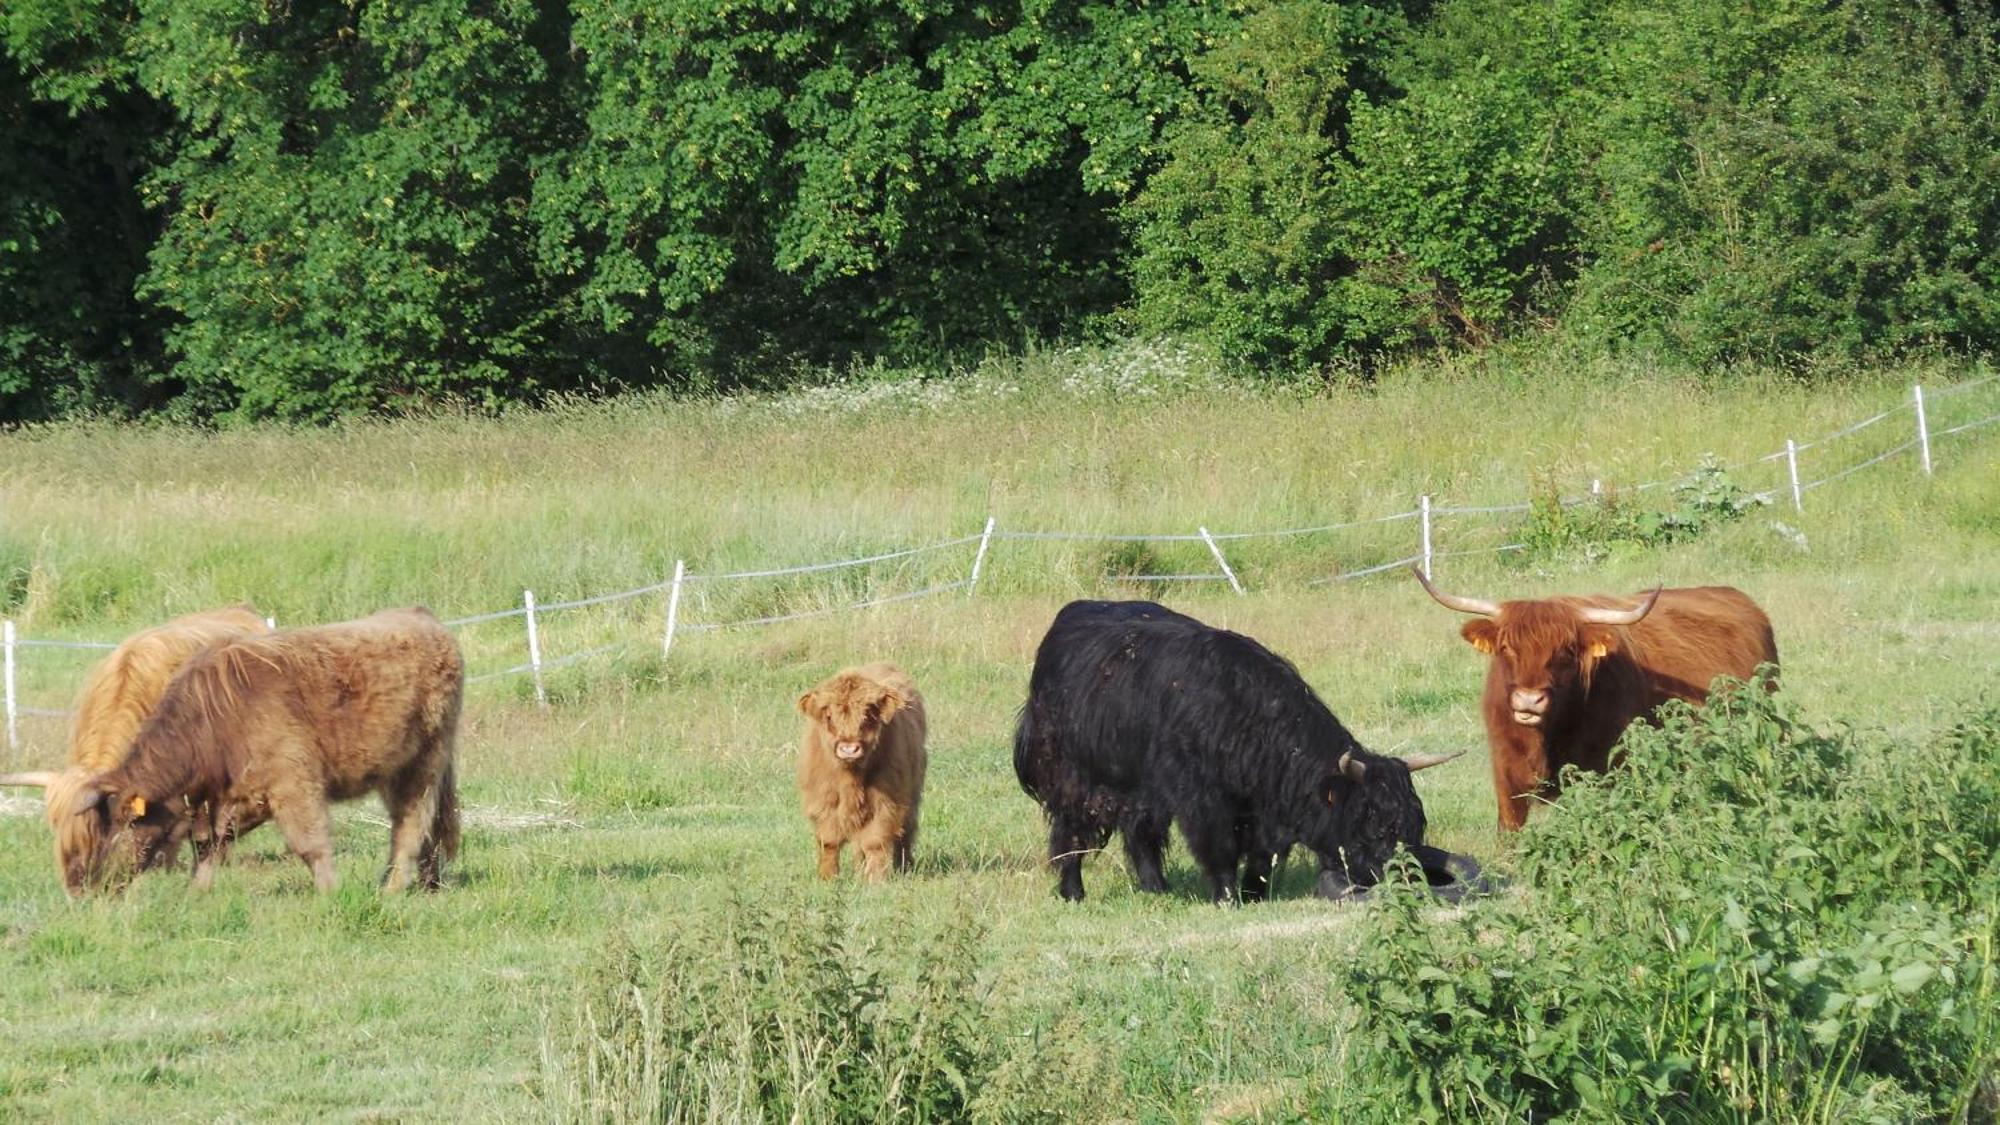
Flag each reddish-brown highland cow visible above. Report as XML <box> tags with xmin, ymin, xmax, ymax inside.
<box><xmin>76</xmin><ymin>607</ymin><xmax>464</xmax><ymax>892</ymax></box>
<box><xmin>1414</xmin><ymin>569</ymin><xmax>1778</xmax><ymax>830</ymax></box>
<box><xmin>796</xmin><ymin>662</ymin><xmax>927</xmax><ymax>882</ymax></box>
<box><xmin>0</xmin><ymin>605</ymin><xmax>272</xmax><ymax>894</ymax></box>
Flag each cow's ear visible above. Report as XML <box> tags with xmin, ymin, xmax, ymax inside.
<box><xmin>872</xmin><ymin>685</ymin><xmax>905</xmax><ymax>725</ymax></box>
<box><xmin>1581</xmin><ymin>626</ymin><xmax>1617</xmax><ymax>665</ymax></box>
<box><xmin>796</xmin><ymin>690</ymin><xmax>820</xmax><ymax>719</ymax></box>
<box><xmin>1461</xmin><ymin>619</ymin><xmax>1499</xmax><ymax>655</ymax></box>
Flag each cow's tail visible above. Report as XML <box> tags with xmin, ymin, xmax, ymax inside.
<box><xmin>432</xmin><ymin>758</ymin><xmax>461</xmax><ymax>863</ymax></box>
<box><xmin>1012</xmin><ymin>703</ymin><xmax>1041</xmax><ymax>800</ymax></box>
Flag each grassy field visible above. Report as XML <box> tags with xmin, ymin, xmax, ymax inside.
<box><xmin>0</xmin><ymin>346</ymin><xmax>1995</xmax><ymax>1120</ymax></box>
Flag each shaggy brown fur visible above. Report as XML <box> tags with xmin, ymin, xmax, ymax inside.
<box><xmin>1455</xmin><ymin>586</ymin><xmax>1778</xmax><ymax>830</ymax></box>
<box><xmin>0</xmin><ymin>606</ymin><xmax>270</xmax><ymax>895</ymax></box>
<box><xmin>796</xmin><ymin>663</ymin><xmax>927</xmax><ymax>882</ymax></box>
<box><xmin>83</xmin><ymin>607</ymin><xmax>464</xmax><ymax>893</ymax></box>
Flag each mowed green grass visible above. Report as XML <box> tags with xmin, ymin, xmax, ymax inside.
<box><xmin>1</xmin><ymin>350</ymin><xmax>1996</xmax><ymax>1119</ymax></box>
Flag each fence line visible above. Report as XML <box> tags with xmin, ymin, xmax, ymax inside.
<box><xmin>4</xmin><ymin>383</ymin><xmax>1996</xmax><ymax>749</ymax></box>
<box><xmin>680</xmin><ymin>579</ymin><xmax>973</xmax><ymax>633</ymax></box>
<box><xmin>688</xmin><ymin>534</ymin><xmax>982</xmax><ymax>583</ymax></box>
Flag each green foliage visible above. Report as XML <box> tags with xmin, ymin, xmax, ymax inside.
<box><xmin>1341</xmin><ymin>682</ymin><xmax>2000</xmax><ymax>1121</ymax></box>
<box><xmin>1523</xmin><ymin>457</ymin><xmax>1766</xmax><ymax>560</ymax></box>
<box><xmin>9</xmin><ymin>0</ymin><xmax>2000</xmax><ymax>413</ymax></box>
<box><xmin>536</xmin><ymin>0</ymin><xmax>1232</xmax><ymax>385</ymax></box>
<box><xmin>1565</xmin><ymin>1</ymin><xmax>2000</xmax><ymax>362</ymax></box>
<box><xmin>130</xmin><ymin>0</ymin><xmax>571</xmax><ymax>419</ymax></box>
<box><xmin>1125</xmin><ymin>1</ymin><xmax>1401</xmax><ymax>370</ymax></box>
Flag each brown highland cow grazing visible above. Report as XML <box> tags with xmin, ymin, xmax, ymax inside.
<box><xmin>0</xmin><ymin>605</ymin><xmax>271</xmax><ymax>894</ymax></box>
<box><xmin>77</xmin><ymin>607</ymin><xmax>464</xmax><ymax>893</ymax></box>
<box><xmin>796</xmin><ymin>662</ymin><xmax>927</xmax><ymax>882</ymax></box>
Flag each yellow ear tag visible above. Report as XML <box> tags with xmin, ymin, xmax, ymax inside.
<box><xmin>126</xmin><ymin>795</ymin><xmax>147</xmax><ymax>818</ymax></box>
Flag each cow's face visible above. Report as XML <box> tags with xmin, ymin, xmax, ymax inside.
<box><xmin>798</xmin><ymin>677</ymin><xmax>906</xmax><ymax>768</ymax></box>
<box><xmin>75</xmin><ymin>788</ymin><xmax>191</xmax><ymax>887</ymax></box>
<box><xmin>1325</xmin><ymin>759</ymin><xmax>1426</xmax><ymax>886</ymax></box>
<box><xmin>1413</xmin><ymin>569</ymin><xmax>1660</xmax><ymax>732</ymax></box>
<box><xmin>1314</xmin><ymin>750</ymin><xmax>1463</xmax><ymax>893</ymax></box>
<box><xmin>1461</xmin><ymin>604</ymin><xmax>1619</xmax><ymax>730</ymax></box>
<box><xmin>116</xmin><ymin>793</ymin><xmax>194</xmax><ymax>874</ymax></box>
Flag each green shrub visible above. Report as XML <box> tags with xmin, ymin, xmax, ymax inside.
<box><xmin>1523</xmin><ymin>457</ymin><xmax>1765</xmax><ymax>560</ymax></box>
<box><xmin>1341</xmin><ymin>681</ymin><xmax>2000</xmax><ymax>1121</ymax></box>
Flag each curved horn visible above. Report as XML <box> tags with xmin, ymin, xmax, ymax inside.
<box><xmin>1577</xmin><ymin>585</ymin><xmax>1663</xmax><ymax>627</ymax></box>
<box><xmin>1337</xmin><ymin>751</ymin><xmax>1367</xmax><ymax>783</ymax></box>
<box><xmin>1401</xmin><ymin>750</ymin><xmax>1465</xmax><ymax>773</ymax></box>
<box><xmin>0</xmin><ymin>771</ymin><xmax>59</xmax><ymax>788</ymax></box>
<box><xmin>1410</xmin><ymin>566</ymin><xmax>1500</xmax><ymax>618</ymax></box>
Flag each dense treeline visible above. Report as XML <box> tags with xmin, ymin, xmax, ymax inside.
<box><xmin>5</xmin><ymin>0</ymin><xmax>1999</xmax><ymax>419</ymax></box>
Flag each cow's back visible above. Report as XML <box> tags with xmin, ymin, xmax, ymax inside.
<box><xmin>864</xmin><ymin>661</ymin><xmax>927</xmax><ymax>801</ymax></box>
<box><xmin>1015</xmin><ymin>600</ymin><xmax>1329</xmax><ymax>801</ymax></box>
<box><xmin>257</xmin><ymin>608</ymin><xmax>464</xmax><ymax>795</ymax></box>
<box><xmin>1620</xmin><ymin>586</ymin><xmax>1777</xmax><ymax>702</ymax></box>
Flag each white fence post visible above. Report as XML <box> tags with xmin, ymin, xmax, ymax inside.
<box><xmin>1914</xmin><ymin>385</ymin><xmax>1933</xmax><ymax>475</ymax></box>
<box><xmin>1785</xmin><ymin>440</ymin><xmax>1804</xmax><ymax>512</ymax></box>
<box><xmin>1419</xmin><ymin>495</ymin><xmax>1434</xmax><ymax>579</ymax></box>
<box><xmin>1198</xmin><ymin>527</ymin><xmax>1245</xmax><ymax>595</ymax></box>
<box><xmin>967</xmin><ymin>517</ymin><xmax>996</xmax><ymax>597</ymax></box>
<box><xmin>523</xmin><ymin>589</ymin><xmax>547</xmax><ymax>708</ymax></box>
<box><xmin>661</xmin><ymin>560</ymin><xmax>686</xmax><ymax>660</ymax></box>
<box><xmin>3</xmin><ymin>620</ymin><xmax>15</xmax><ymax>755</ymax></box>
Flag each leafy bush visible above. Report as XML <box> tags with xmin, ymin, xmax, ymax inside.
<box><xmin>1341</xmin><ymin>681</ymin><xmax>2000</xmax><ymax>1121</ymax></box>
<box><xmin>1523</xmin><ymin>456</ymin><xmax>1765</xmax><ymax>560</ymax></box>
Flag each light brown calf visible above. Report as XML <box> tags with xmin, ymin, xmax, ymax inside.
<box><xmin>795</xmin><ymin>662</ymin><xmax>927</xmax><ymax>882</ymax></box>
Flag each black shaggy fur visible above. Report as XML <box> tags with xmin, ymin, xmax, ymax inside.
<box><xmin>1014</xmin><ymin>600</ymin><xmax>1440</xmax><ymax>903</ymax></box>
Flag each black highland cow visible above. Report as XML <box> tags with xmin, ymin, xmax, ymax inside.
<box><xmin>1013</xmin><ymin>600</ymin><xmax>1479</xmax><ymax>903</ymax></box>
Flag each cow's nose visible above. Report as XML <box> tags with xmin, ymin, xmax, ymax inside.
<box><xmin>1509</xmin><ymin>688</ymin><xmax>1548</xmax><ymax>714</ymax></box>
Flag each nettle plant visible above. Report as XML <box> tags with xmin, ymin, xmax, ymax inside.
<box><xmin>1524</xmin><ymin>456</ymin><xmax>1766</xmax><ymax>560</ymax></box>
<box><xmin>1339</xmin><ymin>681</ymin><xmax>2000</xmax><ymax>1122</ymax></box>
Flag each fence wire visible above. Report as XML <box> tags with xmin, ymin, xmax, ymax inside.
<box><xmin>5</xmin><ymin>387</ymin><xmax>1996</xmax><ymax>731</ymax></box>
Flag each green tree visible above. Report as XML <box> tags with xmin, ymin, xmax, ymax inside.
<box><xmin>1</xmin><ymin>0</ymin><xmax>171</xmax><ymax>419</ymax></box>
<box><xmin>538</xmin><ymin>0</ymin><xmax>1230</xmax><ymax>386</ymax></box>
<box><xmin>134</xmin><ymin>0</ymin><xmax>570</xmax><ymax>418</ymax></box>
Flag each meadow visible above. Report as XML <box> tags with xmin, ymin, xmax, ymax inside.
<box><xmin>0</xmin><ymin>345</ymin><xmax>1995</xmax><ymax>1120</ymax></box>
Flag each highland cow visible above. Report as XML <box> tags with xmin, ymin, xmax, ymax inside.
<box><xmin>1414</xmin><ymin>569</ymin><xmax>1779</xmax><ymax>830</ymax></box>
<box><xmin>0</xmin><ymin>605</ymin><xmax>272</xmax><ymax>894</ymax></box>
<box><xmin>1013</xmin><ymin>600</ymin><xmax>1477</xmax><ymax>903</ymax></box>
<box><xmin>796</xmin><ymin>663</ymin><xmax>927</xmax><ymax>882</ymax></box>
<box><xmin>76</xmin><ymin>607</ymin><xmax>464</xmax><ymax>892</ymax></box>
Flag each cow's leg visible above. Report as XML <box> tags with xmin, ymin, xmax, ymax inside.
<box><xmin>816</xmin><ymin>831</ymin><xmax>843</xmax><ymax>880</ymax></box>
<box><xmin>1492</xmin><ymin>742</ymin><xmax>1547</xmax><ymax>832</ymax></box>
<box><xmin>854</xmin><ymin>812</ymin><xmax>902</xmax><ymax>883</ymax></box>
<box><xmin>270</xmin><ymin>797</ymin><xmax>338</xmax><ymax>893</ymax></box>
<box><xmin>894</xmin><ymin>802</ymin><xmax>919</xmax><ymax>874</ymax></box>
<box><xmin>1179</xmin><ymin>809</ymin><xmax>1243</xmax><ymax>905</ymax></box>
<box><xmin>381</xmin><ymin>765</ymin><xmax>442</xmax><ymax>893</ymax></box>
<box><xmin>1048</xmin><ymin>814</ymin><xmax>1101</xmax><ymax>902</ymax></box>
<box><xmin>1120</xmin><ymin>809</ymin><xmax>1170</xmax><ymax>894</ymax></box>
<box><xmin>1239</xmin><ymin>849</ymin><xmax>1279</xmax><ymax>903</ymax></box>
<box><xmin>192</xmin><ymin>804</ymin><xmax>236</xmax><ymax>891</ymax></box>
